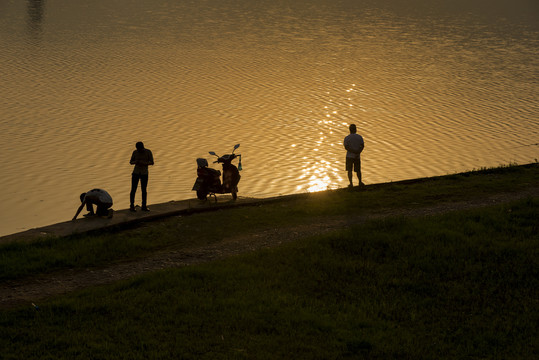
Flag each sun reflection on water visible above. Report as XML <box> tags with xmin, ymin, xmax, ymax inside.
<box><xmin>296</xmin><ymin>84</ymin><xmax>361</xmax><ymax>193</ymax></box>
<box><xmin>298</xmin><ymin>158</ymin><xmax>344</xmax><ymax>193</ymax></box>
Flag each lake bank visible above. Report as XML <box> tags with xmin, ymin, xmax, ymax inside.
<box><xmin>0</xmin><ymin>163</ymin><xmax>537</xmax><ymax>359</ymax></box>
<box><xmin>2</xmin><ymin>162</ymin><xmax>537</xmax><ymax>244</ymax></box>
<box><xmin>0</xmin><ymin>163</ymin><xmax>537</xmax><ymax>244</ymax></box>
<box><xmin>1</xmin><ymin>163</ymin><xmax>537</xmax><ymax>302</ymax></box>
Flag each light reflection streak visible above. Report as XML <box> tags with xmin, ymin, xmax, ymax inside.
<box><xmin>27</xmin><ymin>0</ymin><xmax>45</xmax><ymax>43</ymax></box>
<box><xmin>299</xmin><ymin>159</ymin><xmax>343</xmax><ymax>193</ymax></box>
<box><xmin>298</xmin><ymin>84</ymin><xmax>358</xmax><ymax>193</ymax></box>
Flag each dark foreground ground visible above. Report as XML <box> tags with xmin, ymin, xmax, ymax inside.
<box><xmin>1</xmin><ymin>174</ymin><xmax>537</xmax><ymax>309</ymax></box>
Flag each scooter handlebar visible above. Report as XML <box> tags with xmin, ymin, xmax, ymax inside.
<box><xmin>210</xmin><ymin>153</ymin><xmax>240</xmax><ymax>164</ymax></box>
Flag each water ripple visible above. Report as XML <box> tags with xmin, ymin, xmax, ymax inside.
<box><xmin>0</xmin><ymin>0</ymin><xmax>538</xmax><ymax>235</ymax></box>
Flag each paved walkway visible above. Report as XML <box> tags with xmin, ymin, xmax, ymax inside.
<box><xmin>0</xmin><ymin>176</ymin><xmax>474</xmax><ymax>244</ymax></box>
<box><xmin>0</xmin><ymin>173</ymin><xmax>462</xmax><ymax>244</ymax></box>
<box><xmin>0</xmin><ymin>195</ymin><xmax>272</xmax><ymax>244</ymax></box>
<box><xmin>6</xmin><ymin>166</ymin><xmax>534</xmax><ymax>244</ymax></box>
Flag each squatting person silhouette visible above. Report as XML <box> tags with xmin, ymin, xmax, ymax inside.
<box><xmin>72</xmin><ymin>188</ymin><xmax>113</xmax><ymax>220</ymax></box>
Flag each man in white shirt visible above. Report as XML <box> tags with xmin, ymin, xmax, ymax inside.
<box><xmin>343</xmin><ymin>124</ymin><xmax>365</xmax><ymax>187</ymax></box>
<box><xmin>73</xmin><ymin>189</ymin><xmax>113</xmax><ymax>220</ymax></box>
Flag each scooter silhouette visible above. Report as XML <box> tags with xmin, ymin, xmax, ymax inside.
<box><xmin>192</xmin><ymin>144</ymin><xmax>242</xmax><ymax>201</ymax></box>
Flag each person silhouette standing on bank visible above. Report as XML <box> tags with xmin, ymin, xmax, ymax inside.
<box><xmin>130</xmin><ymin>141</ymin><xmax>154</xmax><ymax>212</ymax></box>
<box><xmin>343</xmin><ymin>124</ymin><xmax>364</xmax><ymax>188</ymax></box>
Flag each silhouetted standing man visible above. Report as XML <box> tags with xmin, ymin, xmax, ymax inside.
<box><xmin>130</xmin><ymin>141</ymin><xmax>154</xmax><ymax>211</ymax></box>
<box><xmin>343</xmin><ymin>124</ymin><xmax>364</xmax><ymax>187</ymax></box>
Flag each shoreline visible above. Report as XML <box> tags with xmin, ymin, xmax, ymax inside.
<box><xmin>2</xmin><ymin>163</ymin><xmax>537</xmax><ymax>244</ymax></box>
<box><xmin>0</xmin><ymin>164</ymin><xmax>537</xmax><ymax>309</ymax></box>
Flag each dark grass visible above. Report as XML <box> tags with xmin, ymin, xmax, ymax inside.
<box><xmin>0</xmin><ymin>197</ymin><xmax>537</xmax><ymax>359</ymax></box>
<box><xmin>0</xmin><ymin>163</ymin><xmax>537</xmax><ymax>281</ymax></box>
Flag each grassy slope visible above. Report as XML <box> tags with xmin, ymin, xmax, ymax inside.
<box><xmin>1</xmin><ymin>164</ymin><xmax>537</xmax><ymax>281</ymax></box>
<box><xmin>0</xmin><ymin>164</ymin><xmax>537</xmax><ymax>359</ymax></box>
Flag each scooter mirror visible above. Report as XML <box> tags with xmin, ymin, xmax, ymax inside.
<box><xmin>209</xmin><ymin>151</ymin><xmax>217</xmax><ymax>156</ymax></box>
<box><xmin>233</xmin><ymin>144</ymin><xmax>240</xmax><ymax>151</ymax></box>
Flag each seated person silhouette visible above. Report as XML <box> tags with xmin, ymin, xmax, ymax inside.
<box><xmin>72</xmin><ymin>189</ymin><xmax>114</xmax><ymax>220</ymax></box>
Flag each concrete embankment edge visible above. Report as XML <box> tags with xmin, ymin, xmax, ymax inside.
<box><xmin>2</xmin><ymin>163</ymin><xmax>537</xmax><ymax>244</ymax></box>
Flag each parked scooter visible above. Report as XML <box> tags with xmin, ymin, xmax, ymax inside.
<box><xmin>192</xmin><ymin>144</ymin><xmax>242</xmax><ymax>201</ymax></box>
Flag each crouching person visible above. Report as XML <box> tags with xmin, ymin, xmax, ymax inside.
<box><xmin>73</xmin><ymin>189</ymin><xmax>113</xmax><ymax>220</ymax></box>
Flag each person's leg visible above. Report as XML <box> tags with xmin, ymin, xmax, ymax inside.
<box><xmin>355</xmin><ymin>158</ymin><xmax>363</xmax><ymax>185</ymax></box>
<box><xmin>140</xmin><ymin>174</ymin><xmax>149</xmax><ymax>210</ymax></box>
<box><xmin>96</xmin><ymin>203</ymin><xmax>112</xmax><ymax>216</ymax></box>
<box><xmin>130</xmin><ymin>174</ymin><xmax>140</xmax><ymax>210</ymax></box>
<box><xmin>345</xmin><ymin>158</ymin><xmax>354</xmax><ymax>187</ymax></box>
<box><xmin>85</xmin><ymin>202</ymin><xmax>94</xmax><ymax>214</ymax></box>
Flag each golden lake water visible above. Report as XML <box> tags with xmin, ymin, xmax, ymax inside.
<box><xmin>1</xmin><ymin>0</ymin><xmax>538</xmax><ymax>236</ymax></box>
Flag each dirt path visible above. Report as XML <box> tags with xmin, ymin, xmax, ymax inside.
<box><xmin>1</xmin><ymin>188</ymin><xmax>537</xmax><ymax>309</ymax></box>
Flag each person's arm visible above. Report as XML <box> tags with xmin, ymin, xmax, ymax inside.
<box><xmin>72</xmin><ymin>200</ymin><xmax>86</xmax><ymax>220</ymax></box>
<box><xmin>344</xmin><ymin>138</ymin><xmax>351</xmax><ymax>152</ymax></box>
<box><xmin>131</xmin><ymin>151</ymin><xmax>154</xmax><ymax>166</ymax></box>
<box><xmin>137</xmin><ymin>151</ymin><xmax>154</xmax><ymax>166</ymax></box>
<box><xmin>130</xmin><ymin>151</ymin><xmax>137</xmax><ymax>165</ymax></box>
